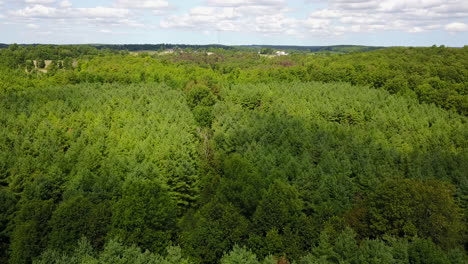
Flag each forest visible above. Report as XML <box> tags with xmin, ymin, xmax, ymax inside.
<box><xmin>0</xmin><ymin>44</ymin><xmax>467</xmax><ymax>264</ymax></box>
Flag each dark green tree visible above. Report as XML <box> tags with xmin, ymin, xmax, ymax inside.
<box><xmin>111</xmin><ymin>177</ymin><xmax>177</xmax><ymax>253</ymax></box>
<box><xmin>182</xmin><ymin>200</ymin><xmax>249</xmax><ymax>263</ymax></box>
<box><xmin>37</xmin><ymin>59</ymin><xmax>46</xmax><ymax>68</ymax></box>
<box><xmin>48</xmin><ymin>196</ymin><xmax>111</xmax><ymax>252</ymax></box>
<box><xmin>9</xmin><ymin>199</ymin><xmax>55</xmax><ymax>264</ymax></box>
<box><xmin>0</xmin><ymin>189</ymin><xmax>17</xmax><ymax>263</ymax></box>
<box><xmin>250</xmin><ymin>181</ymin><xmax>316</xmax><ymax>260</ymax></box>
<box><xmin>186</xmin><ymin>85</ymin><xmax>216</xmax><ymax>109</ymax></box>
<box><xmin>408</xmin><ymin>238</ymin><xmax>450</xmax><ymax>264</ymax></box>
<box><xmin>347</xmin><ymin>178</ymin><xmax>465</xmax><ymax>249</ymax></box>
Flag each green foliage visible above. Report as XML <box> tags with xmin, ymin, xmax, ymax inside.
<box><xmin>215</xmin><ymin>154</ymin><xmax>263</xmax><ymax>217</ymax></box>
<box><xmin>47</xmin><ymin>61</ymin><xmax>58</xmax><ymax>75</ymax></box>
<box><xmin>408</xmin><ymin>239</ymin><xmax>450</xmax><ymax>264</ymax></box>
<box><xmin>182</xmin><ymin>201</ymin><xmax>249</xmax><ymax>263</ymax></box>
<box><xmin>9</xmin><ymin>199</ymin><xmax>55</xmax><ymax>264</ymax></box>
<box><xmin>0</xmin><ymin>188</ymin><xmax>17</xmax><ymax>263</ymax></box>
<box><xmin>1</xmin><ymin>82</ymin><xmax>200</xmax><ymax>262</ymax></box>
<box><xmin>2</xmin><ymin>45</ymin><xmax>468</xmax><ymax>115</ymax></box>
<box><xmin>193</xmin><ymin>105</ymin><xmax>214</xmax><ymax>127</ymax></box>
<box><xmin>48</xmin><ymin>196</ymin><xmax>111</xmax><ymax>251</ymax></box>
<box><xmin>35</xmin><ymin>238</ymin><xmax>191</xmax><ymax>264</ymax></box>
<box><xmin>220</xmin><ymin>245</ymin><xmax>276</xmax><ymax>264</ymax></box>
<box><xmin>221</xmin><ymin>245</ymin><xmax>259</xmax><ymax>264</ymax></box>
<box><xmin>187</xmin><ymin>85</ymin><xmax>217</xmax><ymax>127</ymax></box>
<box><xmin>187</xmin><ymin>85</ymin><xmax>216</xmax><ymax>109</ymax></box>
<box><xmin>347</xmin><ymin>178</ymin><xmax>465</xmax><ymax>248</ymax></box>
<box><xmin>25</xmin><ymin>60</ymin><xmax>34</xmax><ymax>72</ymax></box>
<box><xmin>298</xmin><ymin>235</ymin><xmax>463</xmax><ymax>264</ymax></box>
<box><xmin>356</xmin><ymin>239</ymin><xmax>395</xmax><ymax>264</ymax></box>
<box><xmin>260</xmin><ymin>48</ymin><xmax>274</xmax><ymax>55</ymax></box>
<box><xmin>37</xmin><ymin>60</ymin><xmax>45</xmax><ymax>68</ymax></box>
<box><xmin>1</xmin><ymin>46</ymin><xmax>468</xmax><ymax>264</ymax></box>
<box><xmin>250</xmin><ymin>181</ymin><xmax>315</xmax><ymax>259</ymax></box>
<box><xmin>305</xmin><ymin>224</ymin><xmax>359</xmax><ymax>264</ymax></box>
<box><xmin>111</xmin><ymin>178</ymin><xmax>177</xmax><ymax>253</ymax></box>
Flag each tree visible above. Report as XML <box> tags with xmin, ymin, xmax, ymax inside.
<box><xmin>25</xmin><ymin>60</ymin><xmax>34</xmax><ymax>72</ymax></box>
<box><xmin>48</xmin><ymin>196</ymin><xmax>111</xmax><ymax>252</ymax></box>
<box><xmin>9</xmin><ymin>199</ymin><xmax>55</xmax><ymax>264</ymax></box>
<box><xmin>111</xmin><ymin>177</ymin><xmax>177</xmax><ymax>253</ymax></box>
<box><xmin>47</xmin><ymin>61</ymin><xmax>58</xmax><ymax>75</ymax></box>
<box><xmin>35</xmin><ymin>238</ymin><xmax>192</xmax><ymax>264</ymax></box>
<box><xmin>260</xmin><ymin>48</ymin><xmax>274</xmax><ymax>55</ymax></box>
<box><xmin>408</xmin><ymin>238</ymin><xmax>450</xmax><ymax>264</ymax></box>
<box><xmin>193</xmin><ymin>105</ymin><xmax>214</xmax><ymax>127</ymax></box>
<box><xmin>221</xmin><ymin>245</ymin><xmax>276</xmax><ymax>264</ymax></box>
<box><xmin>186</xmin><ymin>85</ymin><xmax>216</xmax><ymax>109</ymax></box>
<box><xmin>300</xmin><ymin>225</ymin><xmax>358</xmax><ymax>264</ymax></box>
<box><xmin>383</xmin><ymin>76</ymin><xmax>409</xmax><ymax>95</ymax></box>
<box><xmin>216</xmin><ymin>154</ymin><xmax>263</xmax><ymax>217</ymax></box>
<box><xmin>346</xmin><ymin>178</ymin><xmax>465</xmax><ymax>249</ymax></box>
<box><xmin>63</xmin><ymin>58</ymin><xmax>73</xmax><ymax>70</ymax></box>
<box><xmin>221</xmin><ymin>245</ymin><xmax>260</xmax><ymax>264</ymax></box>
<box><xmin>38</xmin><ymin>59</ymin><xmax>46</xmax><ymax>68</ymax></box>
<box><xmin>0</xmin><ymin>189</ymin><xmax>17</xmax><ymax>263</ymax></box>
<box><xmin>182</xmin><ymin>200</ymin><xmax>249</xmax><ymax>263</ymax></box>
<box><xmin>356</xmin><ymin>239</ymin><xmax>395</xmax><ymax>264</ymax></box>
<box><xmin>250</xmin><ymin>181</ymin><xmax>316</xmax><ymax>260</ymax></box>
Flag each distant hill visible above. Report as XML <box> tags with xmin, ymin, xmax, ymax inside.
<box><xmin>90</xmin><ymin>44</ymin><xmax>234</xmax><ymax>51</ymax></box>
<box><xmin>239</xmin><ymin>44</ymin><xmax>385</xmax><ymax>53</ymax></box>
<box><xmin>0</xmin><ymin>43</ymin><xmax>234</xmax><ymax>51</ymax></box>
<box><xmin>0</xmin><ymin>43</ymin><xmax>383</xmax><ymax>53</ymax></box>
<box><xmin>90</xmin><ymin>44</ymin><xmax>384</xmax><ymax>53</ymax></box>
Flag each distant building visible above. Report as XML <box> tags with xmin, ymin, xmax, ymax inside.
<box><xmin>275</xmin><ymin>51</ymin><xmax>289</xmax><ymax>56</ymax></box>
<box><xmin>161</xmin><ymin>49</ymin><xmax>175</xmax><ymax>54</ymax></box>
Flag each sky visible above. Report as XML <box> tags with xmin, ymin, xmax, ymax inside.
<box><xmin>0</xmin><ymin>0</ymin><xmax>467</xmax><ymax>46</ymax></box>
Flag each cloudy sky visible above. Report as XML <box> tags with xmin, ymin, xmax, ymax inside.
<box><xmin>0</xmin><ymin>0</ymin><xmax>467</xmax><ymax>46</ymax></box>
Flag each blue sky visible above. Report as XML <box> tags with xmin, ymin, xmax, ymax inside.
<box><xmin>0</xmin><ymin>0</ymin><xmax>467</xmax><ymax>46</ymax></box>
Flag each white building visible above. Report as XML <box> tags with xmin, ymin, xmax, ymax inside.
<box><xmin>275</xmin><ymin>51</ymin><xmax>289</xmax><ymax>56</ymax></box>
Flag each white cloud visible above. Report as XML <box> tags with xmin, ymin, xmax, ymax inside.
<box><xmin>161</xmin><ymin>0</ymin><xmax>294</xmax><ymax>34</ymax></box>
<box><xmin>205</xmin><ymin>0</ymin><xmax>285</xmax><ymax>7</ymax></box>
<box><xmin>26</xmin><ymin>23</ymin><xmax>40</xmax><ymax>28</ymax></box>
<box><xmin>59</xmin><ymin>0</ymin><xmax>71</xmax><ymax>8</ymax></box>
<box><xmin>408</xmin><ymin>26</ymin><xmax>425</xmax><ymax>33</ymax></box>
<box><xmin>9</xmin><ymin>3</ymin><xmax>139</xmax><ymax>30</ymax></box>
<box><xmin>311</xmin><ymin>9</ymin><xmax>341</xmax><ymax>19</ymax></box>
<box><xmin>445</xmin><ymin>22</ymin><xmax>468</xmax><ymax>32</ymax></box>
<box><xmin>12</xmin><ymin>5</ymin><xmax>59</xmax><ymax>17</ymax></box>
<box><xmin>25</xmin><ymin>0</ymin><xmax>55</xmax><ymax>4</ymax></box>
<box><xmin>36</xmin><ymin>30</ymin><xmax>52</xmax><ymax>35</ymax></box>
<box><xmin>3</xmin><ymin>0</ymin><xmax>468</xmax><ymax>41</ymax></box>
<box><xmin>114</xmin><ymin>0</ymin><xmax>169</xmax><ymax>9</ymax></box>
<box><xmin>161</xmin><ymin>0</ymin><xmax>468</xmax><ymax>37</ymax></box>
<box><xmin>304</xmin><ymin>17</ymin><xmax>331</xmax><ymax>31</ymax></box>
<box><xmin>114</xmin><ymin>18</ymin><xmax>144</xmax><ymax>27</ymax></box>
<box><xmin>253</xmin><ymin>13</ymin><xmax>299</xmax><ymax>34</ymax></box>
<box><xmin>76</xmin><ymin>7</ymin><xmax>129</xmax><ymax>18</ymax></box>
<box><xmin>303</xmin><ymin>0</ymin><xmax>468</xmax><ymax>35</ymax></box>
<box><xmin>11</xmin><ymin>5</ymin><xmax>129</xmax><ymax>19</ymax></box>
<box><xmin>161</xmin><ymin>6</ymin><xmax>243</xmax><ymax>31</ymax></box>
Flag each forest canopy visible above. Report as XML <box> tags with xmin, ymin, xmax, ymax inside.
<box><xmin>0</xmin><ymin>44</ymin><xmax>467</xmax><ymax>264</ymax></box>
